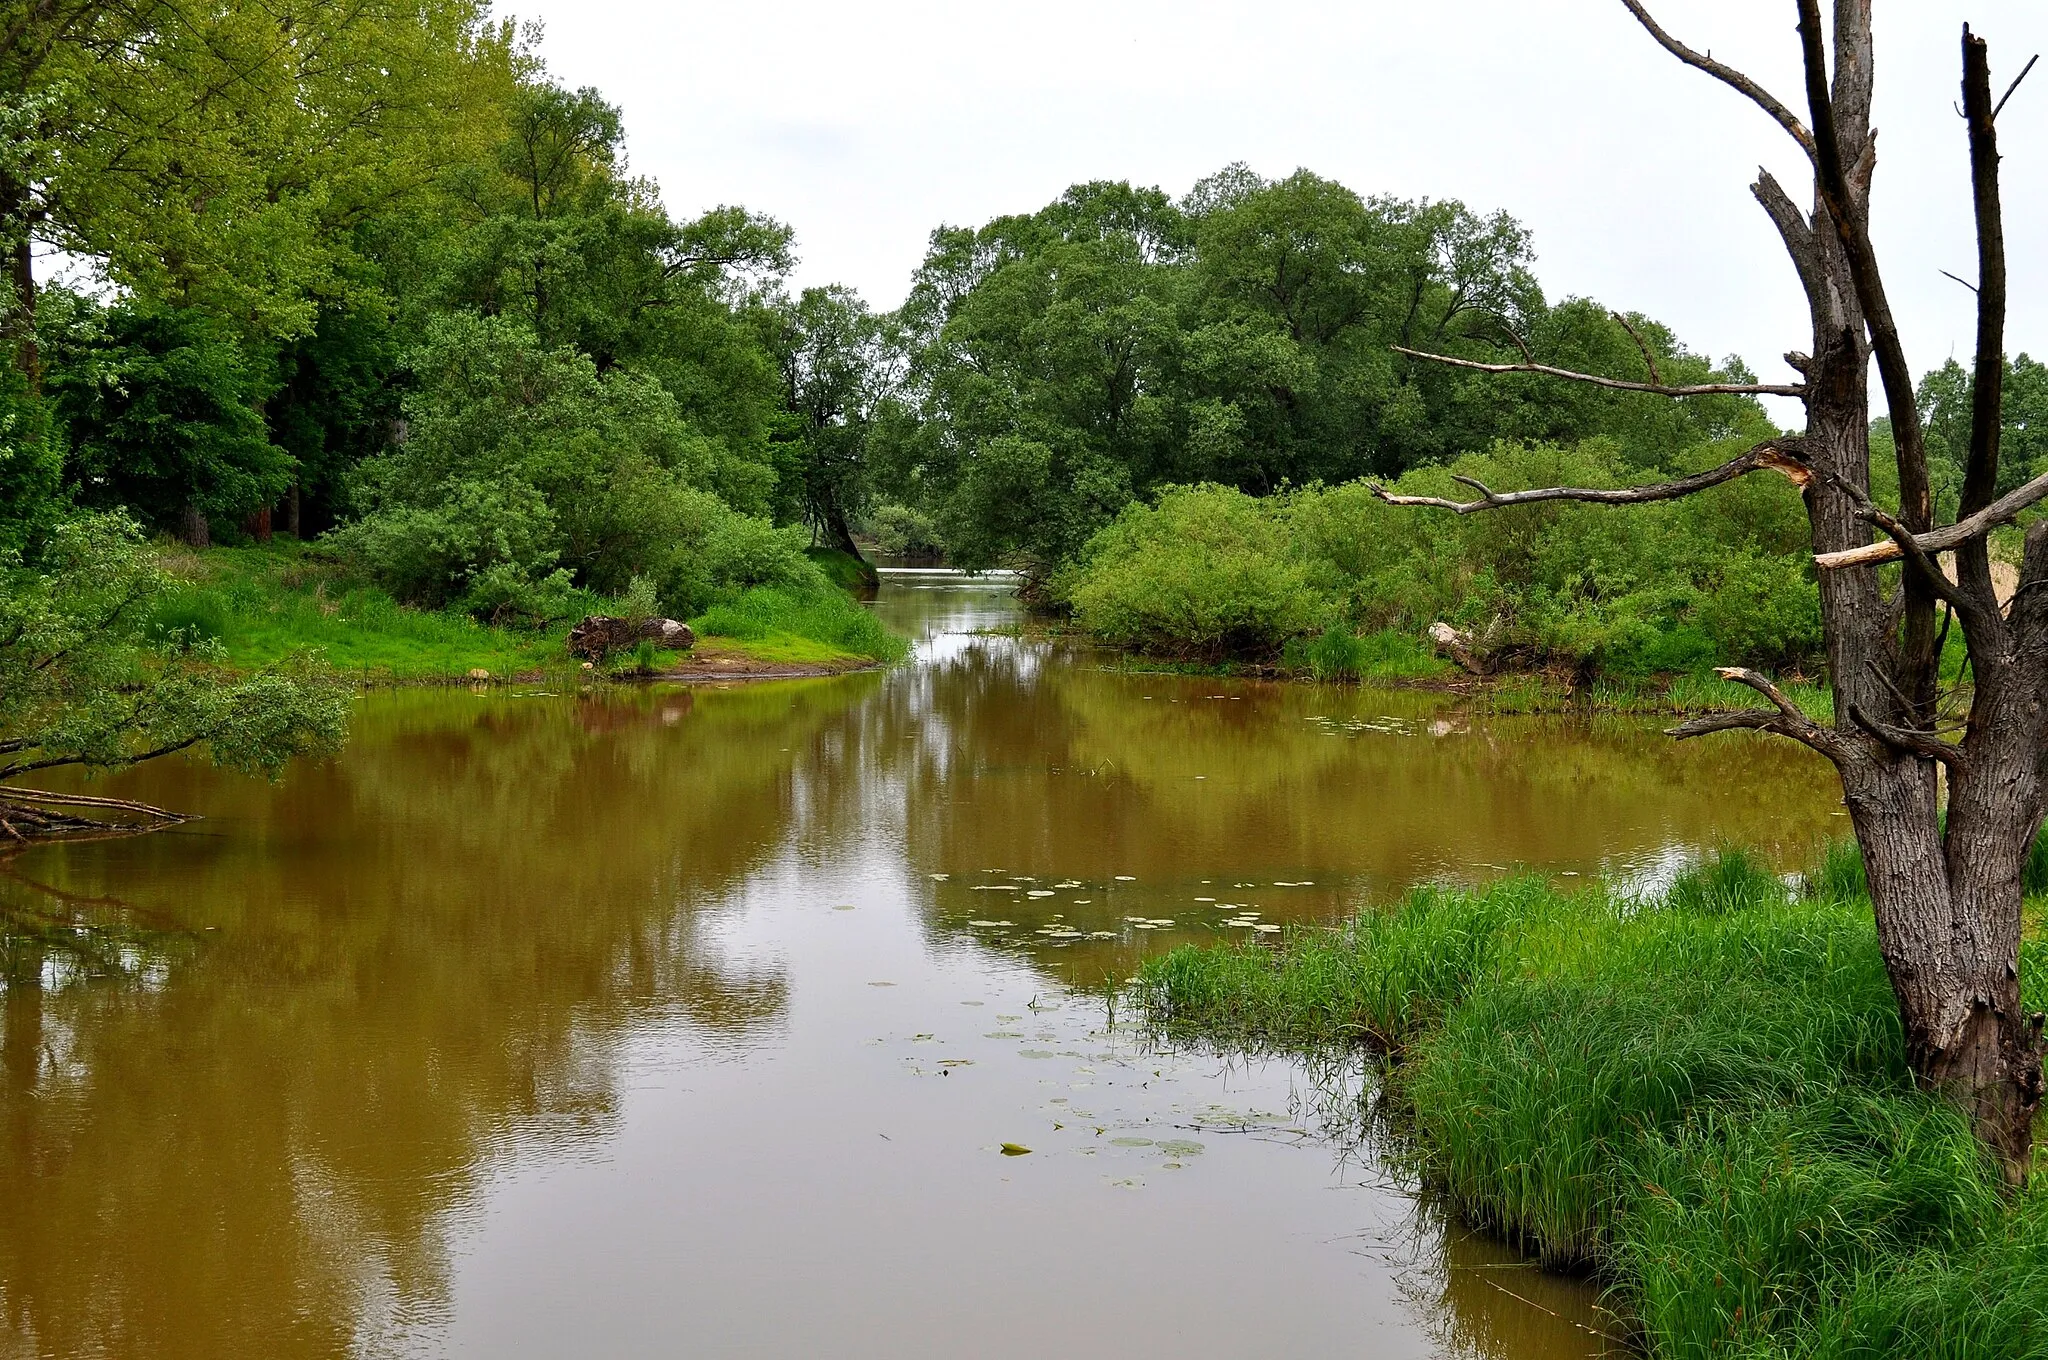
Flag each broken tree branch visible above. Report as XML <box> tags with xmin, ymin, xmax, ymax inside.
<box><xmin>1814</xmin><ymin>466</ymin><xmax>2048</xmax><ymax>569</ymax></box>
<box><xmin>1618</xmin><ymin>1</ymin><xmax>1817</xmax><ymax>163</ymax></box>
<box><xmin>0</xmin><ymin>786</ymin><xmax>191</xmax><ymax>822</ymax></box>
<box><xmin>1369</xmin><ymin>438</ymin><xmax>1810</xmax><ymax>515</ymax></box>
<box><xmin>1663</xmin><ymin>666</ymin><xmax>1844</xmax><ymax>760</ymax></box>
<box><xmin>1390</xmin><ymin>346</ymin><xmax>1805</xmax><ymax>398</ymax></box>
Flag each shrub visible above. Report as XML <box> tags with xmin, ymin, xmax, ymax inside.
<box><xmin>866</xmin><ymin>502</ymin><xmax>946</xmax><ymax>559</ymax></box>
<box><xmin>1064</xmin><ymin>483</ymin><xmax>1328</xmax><ymax>657</ymax></box>
<box><xmin>1066</xmin><ymin>439</ymin><xmax>1828</xmax><ymax>679</ymax></box>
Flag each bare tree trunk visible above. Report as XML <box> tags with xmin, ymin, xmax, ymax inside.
<box><xmin>285</xmin><ymin>483</ymin><xmax>302</xmax><ymax>538</ymax></box>
<box><xmin>180</xmin><ymin>501</ymin><xmax>210</xmax><ymax>549</ymax></box>
<box><xmin>1385</xmin><ymin>3</ymin><xmax>2048</xmax><ymax>1177</ymax></box>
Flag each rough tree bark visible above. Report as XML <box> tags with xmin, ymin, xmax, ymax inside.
<box><xmin>1381</xmin><ymin>3</ymin><xmax>2048</xmax><ymax>1178</ymax></box>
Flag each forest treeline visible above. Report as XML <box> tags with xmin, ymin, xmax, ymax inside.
<box><xmin>3</xmin><ymin>2</ymin><xmax>2045</xmax><ymax>679</ymax></box>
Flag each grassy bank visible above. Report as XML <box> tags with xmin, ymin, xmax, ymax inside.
<box><xmin>151</xmin><ymin>542</ymin><xmax>904</xmax><ymax>683</ymax></box>
<box><xmin>1135</xmin><ymin>847</ymin><xmax>2048</xmax><ymax>1358</ymax></box>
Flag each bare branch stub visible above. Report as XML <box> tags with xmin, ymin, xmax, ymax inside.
<box><xmin>1369</xmin><ymin>437</ymin><xmax>1810</xmax><ymax>515</ymax></box>
<box><xmin>1390</xmin><ymin>346</ymin><xmax>1806</xmax><ymax>399</ymax></box>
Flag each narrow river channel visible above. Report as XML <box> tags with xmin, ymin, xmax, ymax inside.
<box><xmin>1</xmin><ymin>572</ymin><xmax>1846</xmax><ymax>1359</ymax></box>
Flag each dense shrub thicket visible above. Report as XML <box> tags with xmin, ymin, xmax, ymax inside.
<box><xmin>1136</xmin><ymin>847</ymin><xmax>2048</xmax><ymax>1359</ymax></box>
<box><xmin>1061</xmin><ymin>438</ymin><xmax>1825</xmax><ymax>676</ymax></box>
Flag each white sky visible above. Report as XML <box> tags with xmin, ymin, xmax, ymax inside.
<box><xmin>509</xmin><ymin>1</ymin><xmax>2046</xmax><ymax>421</ymax></box>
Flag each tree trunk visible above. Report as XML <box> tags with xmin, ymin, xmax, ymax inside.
<box><xmin>180</xmin><ymin>501</ymin><xmax>211</xmax><ymax>548</ymax></box>
<box><xmin>815</xmin><ymin>491</ymin><xmax>861</xmax><ymax>560</ymax></box>
<box><xmin>285</xmin><ymin>484</ymin><xmax>302</xmax><ymax>538</ymax></box>
<box><xmin>1780</xmin><ymin>155</ymin><xmax>2044</xmax><ymax>1176</ymax></box>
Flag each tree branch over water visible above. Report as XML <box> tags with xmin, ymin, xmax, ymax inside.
<box><xmin>1368</xmin><ymin>438</ymin><xmax>1810</xmax><ymax>514</ymax></box>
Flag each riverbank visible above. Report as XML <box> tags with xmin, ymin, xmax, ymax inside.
<box><xmin>1043</xmin><ymin>620</ymin><xmax>1839</xmax><ymax>722</ymax></box>
<box><xmin>1135</xmin><ymin>847</ymin><xmax>2048</xmax><ymax>1358</ymax></box>
<box><xmin>148</xmin><ymin>541</ymin><xmax>904</xmax><ymax>685</ymax></box>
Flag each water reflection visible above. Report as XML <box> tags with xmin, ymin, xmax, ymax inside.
<box><xmin>0</xmin><ymin>575</ymin><xmax>1841</xmax><ymax>1359</ymax></box>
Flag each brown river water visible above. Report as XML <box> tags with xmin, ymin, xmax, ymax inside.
<box><xmin>1</xmin><ymin>571</ymin><xmax>1846</xmax><ymax>1359</ymax></box>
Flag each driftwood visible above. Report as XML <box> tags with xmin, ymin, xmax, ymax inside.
<box><xmin>1426</xmin><ymin>623</ymin><xmax>1490</xmax><ymax>676</ymax></box>
<box><xmin>566</xmin><ymin>616</ymin><xmax>696</xmax><ymax>661</ymax></box>
<box><xmin>0</xmin><ymin>786</ymin><xmax>193</xmax><ymax>843</ymax></box>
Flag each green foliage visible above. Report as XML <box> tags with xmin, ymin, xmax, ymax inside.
<box><xmin>46</xmin><ymin>296</ymin><xmax>292</xmax><ymax>536</ymax></box>
<box><xmin>333</xmin><ymin>314</ymin><xmax>760</xmax><ymax>617</ymax></box>
<box><xmin>1918</xmin><ymin>353</ymin><xmax>2048</xmax><ymax>515</ymax></box>
<box><xmin>1064</xmin><ymin>440</ymin><xmax>1824</xmax><ymax>677</ymax></box>
<box><xmin>881</xmin><ymin>166</ymin><xmax>1776</xmax><ymax>580</ymax></box>
<box><xmin>865</xmin><ymin>502</ymin><xmax>947</xmax><ymax>559</ymax></box>
<box><xmin>0</xmin><ymin>514</ymin><xmax>347</xmax><ymax>783</ymax></box>
<box><xmin>770</xmin><ymin>285</ymin><xmax>900</xmax><ymax>555</ymax></box>
<box><xmin>1134</xmin><ymin>848</ymin><xmax>2048</xmax><ymax>1359</ymax></box>
<box><xmin>1063</xmin><ymin>483</ymin><xmax>1321</xmax><ymax>657</ymax></box>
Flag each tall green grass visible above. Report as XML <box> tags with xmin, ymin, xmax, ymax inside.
<box><xmin>1280</xmin><ymin>626</ymin><xmax>1448</xmax><ymax>682</ymax></box>
<box><xmin>1134</xmin><ymin>847</ymin><xmax>2048</xmax><ymax>1359</ymax></box>
<box><xmin>690</xmin><ymin>585</ymin><xmax>907</xmax><ymax>663</ymax></box>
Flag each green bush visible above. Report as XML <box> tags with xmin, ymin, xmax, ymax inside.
<box><xmin>866</xmin><ymin>502</ymin><xmax>946</xmax><ymax>559</ymax></box>
<box><xmin>1065</xmin><ymin>439</ymin><xmax>1826</xmax><ymax>679</ymax></box>
<box><xmin>654</xmin><ymin>488</ymin><xmax>825</xmax><ymax>617</ymax></box>
<box><xmin>1064</xmin><ymin>483</ymin><xmax>1327</xmax><ymax>657</ymax></box>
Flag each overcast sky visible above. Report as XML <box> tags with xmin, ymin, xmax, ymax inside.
<box><xmin>508</xmin><ymin>1</ymin><xmax>2046</xmax><ymax>420</ymax></box>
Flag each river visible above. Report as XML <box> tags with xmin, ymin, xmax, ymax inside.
<box><xmin>0</xmin><ymin>571</ymin><xmax>1846</xmax><ymax>1359</ymax></box>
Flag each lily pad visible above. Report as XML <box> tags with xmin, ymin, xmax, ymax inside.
<box><xmin>1157</xmin><ymin>1139</ymin><xmax>1205</xmax><ymax>1157</ymax></box>
<box><xmin>999</xmin><ymin>1143</ymin><xmax>1033</xmax><ymax>1156</ymax></box>
<box><xmin>1109</xmin><ymin>1136</ymin><xmax>1154</xmax><ymax>1147</ymax></box>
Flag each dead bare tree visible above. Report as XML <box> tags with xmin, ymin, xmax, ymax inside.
<box><xmin>1377</xmin><ymin>2</ymin><xmax>2048</xmax><ymax>1179</ymax></box>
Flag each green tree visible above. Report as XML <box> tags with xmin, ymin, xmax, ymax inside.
<box><xmin>0</xmin><ymin>512</ymin><xmax>347</xmax><ymax>836</ymax></box>
<box><xmin>1918</xmin><ymin>354</ymin><xmax>2048</xmax><ymax>516</ymax></box>
<box><xmin>45</xmin><ymin>295</ymin><xmax>292</xmax><ymax>544</ymax></box>
<box><xmin>770</xmin><ymin>285</ymin><xmax>903</xmax><ymax>560</ymax></box>
<box><xmin>435</xmin><ymin>79</ymin><xmax>793</xmax><ymax>513</ymax></box>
